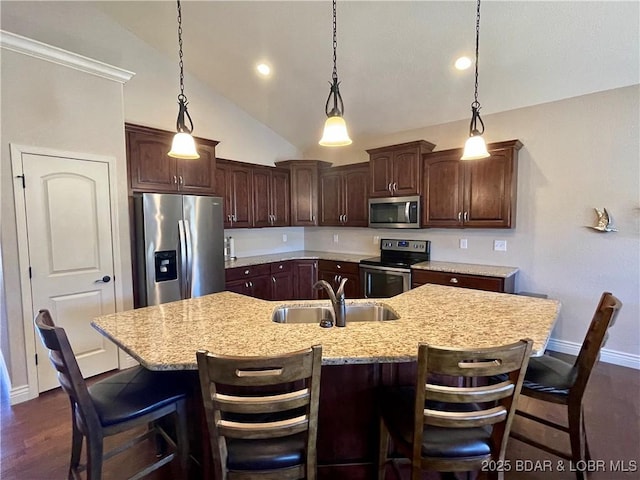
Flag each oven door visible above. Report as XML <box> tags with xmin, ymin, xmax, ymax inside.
<box><xmin>360</xmin><ymin>264</ymin><xmax>411</xmax><ymax>299</ymax></box>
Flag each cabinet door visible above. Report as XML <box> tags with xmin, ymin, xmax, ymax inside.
<box><xmin>228</xmin><ymin>164</ymin><xmax>253</xmax><ymax>228</ymax></box>
<box><xmin>271</xmin><ymin>169</ymin><xmax>290</xmax><ymax>227</ymax></box>
<box><xmin>369</xmin><ymin>153</ymin><xmax>392</xmax><ymax>197</ymax></box>
<box><xmin>319</xmin><ymin>171</ymin><xmax>343</xmax><ymax>226</ymax></box>
<box><xmin>250</xmin><ymin>274</ymin><xmax>273</xmax><ymax>300</ymax></box>
<box><xmin>423</xmin><ymin>152</ymin><xmax>464</xmax><ymax>227</ymax></box>
<box><xmin>464</xmin><ymin>148</ymin><xmax>516</xmax><ymax>228</ymax></box>
<box><xmin>294</xmin><ymin>260</ymin><xmax>318</xmax><ymax>300</ymax></box>
<box><xmin>342</xmin><ymin>165</ymin><xmax>369</xmax><ymax>227</ymax></box>
<box><xmin>272</xmin><ymin>272</ymin><xmax>294</xmax><ymax>301</ymax></box>
<box><xmin>215</xmin><ymin>162</ymin><xmax>233</xmax><ymax>227</ymax></box>
<box><xmin>340</xmin><ymin>272</ymin><xmax>361</xmax><ymax>299</ymax></box>
<box><xmin>225</xmin><ymin>278</ymin><xmax>252</xmax><ymax>296</ymax></box>
<box><xmin>289</xmin><ymin>164</ymin><xmax>318</xmax><ymax>226</ymax></box>
<box><xmin>391</xmin><ymin>148</ymin><xmax>422</xmax><ymax>196</ymax></box>
<box><xmin>252</xmin><ymin>167</ymin><xmax>272</xmax><ymax>228</ymax></box>
<box><xmin>177</xmin><ymin>142</ymin><xmax>216</xmax><ymax>194</ymax></box>
<box><xmin>127</xmin><ymin>129</ymin><xmax>178</xmax><ymax>193</ymax></box>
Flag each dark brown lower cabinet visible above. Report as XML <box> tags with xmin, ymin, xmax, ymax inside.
<box><xmin>411</xmin><ymin>268</ymin><xmax>515</xmax><ymax>293</ymax></box>
<box><xmin>293</xmin><ymin>260</ymin><xmax>318</xmax><ymax>300</ymax></box>
<box><xmin>317</xmin><ymin>260</ymin><xmax>361</xmax><ymax>299</ymax></box>
<box><xmin>270</xmin><ymin>261</ymin><xmax>294</xmax><ymax>301</ymax></box>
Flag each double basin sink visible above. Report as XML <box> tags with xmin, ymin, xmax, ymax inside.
<box><xmin>272</xmin><ymin>303</ymin><xmax>399</xmax><ymax>324</ymax></box>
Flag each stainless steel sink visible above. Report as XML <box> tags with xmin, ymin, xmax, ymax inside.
<box><xmin>271</xmin><ymin>304</ymin><xmax>399</xmax><ymax>324</ymax></box>
<box><xmin>271</xmin><ymin>306</ymin><xmax>334</xmax><ymax>324</ymax></box>
<box><xmin>343</xmin><ymin>304</ymin><xmax>399</xmax><ymax>322</ymax></box>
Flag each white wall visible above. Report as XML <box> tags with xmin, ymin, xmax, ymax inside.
<box><xmin>0</xmin><ymin>1</ymin><xmax>302</xmax><ymax>394</ymax></box>
<box><xmin>304</xmin><ymin>86</ymin><xmax>640</xmax><ymax>365</ymax></box>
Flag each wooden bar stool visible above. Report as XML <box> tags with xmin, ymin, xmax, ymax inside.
<box><xmin>196</xmin><ymin>345</ymin><xmax>322</xmax><ymax>479</ymax></box>
<box><xmin>34</xmin><ymin>309</ymin><xmax>190</xmax><ymax>480</ymax></box>
<box><xmin>511</xmin><ymin>292</ymin><xmax>622</xmax><ymax>480</ymax></box>
<box><xmin>377</xmin><ymin>339</ymin><xmax>533</xmax><ymax>480</ymax></box>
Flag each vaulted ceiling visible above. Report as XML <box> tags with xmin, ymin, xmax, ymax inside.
<box><xmin>94</xmin><ymin>1</ymin><xmax>638</xmax><ymax>151</ymax></box>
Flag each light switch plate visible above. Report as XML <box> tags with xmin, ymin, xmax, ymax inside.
<box><xmin>333</xmin><ymin>234</ymin><xmax>339</xmax><ymax>244</ymax></box>
<box><xmin>282</xmin><ymin>234</ymin><xmax>287</xmax><ymax>243</ymax></box>
<box><xmin>459</xmin><ymin>238</ymin><xmax>468</xmax><ymax>249</ymax></box>
<box><xmin>494</xmin><ymin>240</ymin><xmax>507</xmax><ymax>251</ymax></box>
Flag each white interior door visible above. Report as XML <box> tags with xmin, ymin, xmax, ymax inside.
<box><xmin>18</xmin><ymin>153</ymin><xmax>119</xmax><ymax>392</ymax></box>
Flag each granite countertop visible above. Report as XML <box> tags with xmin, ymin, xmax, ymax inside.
<box><xmin>225</xmin><ymin>250</ymin><xmax>370</xmax><ymax>269</ymax></box>
<box><xmin>226</xmin><ymin>251</ymin><xmax>519</xmax><ymax>280</ymax></box>
<box><xmin>92</xmin><ymin>284</ymin><xmax>560</xmax><ymax>371</ymax></box>
<box><xmin>411</xmin><ymin>261</ymin><xmax>519</xmax><ymax>278</ymax></box>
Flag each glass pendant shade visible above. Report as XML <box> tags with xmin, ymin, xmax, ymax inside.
<box><xmin>168</xmin><ymin>132</ymin><xmax>200</xmax><ymax>159</ymax></box>
<box><xmin>461</xmin><ymin>134</ymin><xmax>489</xmax><ymax>160</ymax></box>
<box><xmin>319</xmin><ymin>115</ymin><xmax>352</xmax><ymax>146</ymax></box>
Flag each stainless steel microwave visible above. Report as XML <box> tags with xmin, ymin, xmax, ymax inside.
<box><xmin>368</xmin><ymin>195</ymin><xmax>421</xmax><ymax>228</ymax></box>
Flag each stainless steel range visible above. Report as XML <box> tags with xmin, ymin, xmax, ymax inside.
<box><xmin>359</xmin><ymin>239</ymin><xmax>431</xmax><ymax>298</ymax></box>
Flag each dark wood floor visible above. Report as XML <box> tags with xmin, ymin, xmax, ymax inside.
<box><xmin>2</xmin><ymin>354</ymin><xmax>638</xmax><ymax>479</ymax></box>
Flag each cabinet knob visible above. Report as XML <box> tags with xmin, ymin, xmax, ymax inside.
<box><xmin>279</xmin><ymin>265</ymin><xmax>283</xmax><ymax>270</ymax></box>
<box><xmin>244</xmin><ymin>269</ymin><xmax>250</xmax><ymax>275</ymax></box>
<box><xmin>336</xmin><ymin>264</ymin><xmax>341</xmax><ymax>269</ymax></box>
<box><xmin>450</xmin><ymin>277</ymin><xmax>459</xmax><ymax>284</ymax></box>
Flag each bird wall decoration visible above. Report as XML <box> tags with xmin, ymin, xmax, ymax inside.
<box><xmin>588</xmin><ymin>207</ymin><xmax>618</xmax><ymax>232</ymax></box>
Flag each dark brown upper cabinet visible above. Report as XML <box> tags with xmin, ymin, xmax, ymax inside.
<box><xmin>252</xmin><ymin>166</ymin><xmax>290</xmax><ymax>227</ymax></box>
<box><xmin>423</xmin><ymin>140</ymin><xmax>522</xmax><ymax>228</ymax></box>
<box><xmin>367</xmin><ymin>140</ymin><xmax>435</xmax><ymax>198</ymax></box>
<box><xmin>275</xmin><ymin>160</ymin><xmax>332</xmax><ymax>226</ymax></box>
<box><xmin>126</xmin><ymin>123</ymin><xmax>218</xmax><ymax>195</ymax></box>
<box><xmin>319</xmin><ymin>163</ymin><xmax>369</xmax><ymax>227</ymax></box>
<box><xmin>216</xmin><ymin>158</ymin><xmax>253</xmax><ymax>228</ymax></box>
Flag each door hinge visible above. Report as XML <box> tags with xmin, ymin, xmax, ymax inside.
<box><xmin>35</xmin><ymin>353</ymin><xmax>38</xmax><ymax>365</ymax></box>
<box><xmin>28</xmin><ymin>267</ymin><xmax>32</xmax><ymax>279</ymax></box>
<box><xmin>16</xmin><ymin>174</ymin><xmax>25</xmax><ymax>189</ymax></box>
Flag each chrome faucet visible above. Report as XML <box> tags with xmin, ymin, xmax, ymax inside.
<box><xmin>313</xmin><ymin>278</ymin><xmax>348</xmax><ymax>327</ymax></box>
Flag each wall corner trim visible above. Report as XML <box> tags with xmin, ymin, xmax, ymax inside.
<box><xmin>0</xmin><ymin>29</ymin><xmax>135</xmax><ymax>84</ymax></box>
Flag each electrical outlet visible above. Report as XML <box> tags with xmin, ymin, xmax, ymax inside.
<box><xmin>494</xmin><ymin>240</ymin><xmax>507</xmax><ymax>252</ymax></box>
<box><xmin>373</xmin><ymin>235</ymin><xmax>380</xmax><ymax>245</ymax></box>
<box><xmin>459</xmin><ymin>238</ymin><xmax>468</xmax><ymax>249</ymax></box>
<box><xmin>333</xmin><ymin>234</ymin><xmax>339</xmax><ymax>244</ymax></box>
<box><xmin>282</xmin><ymin>234</ymin><xmax>287</xmax><ymax>243</ymax></box>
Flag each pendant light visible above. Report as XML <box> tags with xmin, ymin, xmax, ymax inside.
<box><xmin>461</xmin><ymin>0</ymin><xmax>490</xmax><ymax>160</ymax></box>
<box><xmin>319</xmin><ymin>0</ymin><xmax>352</xmax><ymax>147</ymax></box>
<box><xmin>168</xmin><ymin>0</ymin><xmax>199</xmax><ymax>159</ymax></box>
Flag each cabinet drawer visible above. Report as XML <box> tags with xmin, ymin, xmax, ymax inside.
<box><xmin>225</xmin><ymin>264</ymin><xmax>271</xmax><ymax>282</ymax></box>
<box><xmin>318</xmin><ymin>260</ymin><xmax>359</xmax><ymax>275</ymax></box>
<box><xmin>270</xmin><ymin>261</ymin><xmax>293</xmax><ymax>274</ymax></box>
<box><xmin>411</xmin><ymin>270</ymin><xmax>505</xmax><ymax>293</ymax></box>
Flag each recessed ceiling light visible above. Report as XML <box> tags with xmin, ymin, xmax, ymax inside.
<box><xmin>256</xmin><ymin>63</ymin><xmax>271</xmax><ymax>77</ymax></box>
<box><xmin>455</xmin><ymin>56</ymin><xmax>472</xmax><ymax>70</ymax></box>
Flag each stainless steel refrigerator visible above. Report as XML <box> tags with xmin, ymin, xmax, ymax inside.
<box><xmin>133</xmin><ymin>193</ymin><xmax>225</xmax><ymax>307</ymax></box>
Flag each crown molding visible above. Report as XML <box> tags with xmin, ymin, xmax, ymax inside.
<box><xmin>0</xmin><ymin>30</ymin><xmax>135</xmax><ymax>84</ymax></box>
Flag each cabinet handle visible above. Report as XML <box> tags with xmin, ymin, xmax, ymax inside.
<box><xmin>178</xmin><ymin>175</ymin><xmax>184</xmax><ymax>185</ymax></box>
<box><xmin>392</xmin><ymin>182</ymin><xmax>397</xmax><ymax>192</ymax></box>
<box><xmin>244</xmin><ymin>281</ymin><xmax>249</xmax><ymax>288</ymax></box>
<box><xmin>450</xmin><ymin>277</ymin><xmax>459</xmax><ymax>284</ymax></box>
<box><xmin>458</xmin><ymin>212</ymin><xmax>462</xmax><ymax>222</ymax></box>
<box><xmin>173</xmin><ymin>175</ymin><xmax>178</xmax><ymax>184</ymax></box>
<box><xmin>343</xmin><ymin>214</ymin><xmax>348</xmax><ymax>223</ymax></box>
<box><xmin>388</xmin><ymin>182</ymin><xmax>392</xmax><ymax>193</ymax></box>
<box><xmin>272</xmin><ymin>276</ymin><xmax>276</xmax><ymax>283</ymax></box>
<box><xmin>232</xmin><ymin>214</ymin><xmax>237</xmax><ymax>221</ymax></box>
<box><xmin>337</xmin><ymin>275</ymin><xmax>342</xmax><ymax>283</ymax></box>
<box><xmin>249</xmin><ymin>281</ymin><xmax>253</xmax><ymax>288</ymax></box>
<box><xmin>333</xmin><ymin>275</ymin><xmax>338</xmax><ymax>284</ymax></box>
<box><xmin>312</xmin><ymin>214</ymin><xmax>316</xmax><ymax>222</ymax></box>
<box><xmin>463</xmin><ymin>211</ymin><xmax>469</xmax><ymax>222</ymax></box>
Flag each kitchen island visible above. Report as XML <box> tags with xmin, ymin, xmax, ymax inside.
<box><xmin>92</xmin><ymin>284</ymin><xmax>560</xmax><ymax>479</ymax></box>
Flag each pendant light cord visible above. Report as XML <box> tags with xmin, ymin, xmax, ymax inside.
<box><xmin>174</xmin><ymin>0</ymin><xmax>194</xmax><ymax>134</ymax></box>
<box><xmin>177</xmin><ymin>0</ymin><xmax>185</xmax><ymax>100</ymax></box>
<box><xmin>472</xmin><ymin>0</ymin><xmax>481</xmax><ymax>109</ymax></box>
<box><xmin>332</xmin><ymin>0</ymin><xmax>338</xmax><ymax>83</ymax></box>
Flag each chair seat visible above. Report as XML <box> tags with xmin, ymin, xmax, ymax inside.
<box><xmin>379</xmin><ymin>387</ymin><xmax>491</xmax><ymax>458</ymax></box>
<box><xmin>227</xmin><ymin>433</ymin><xmax>306</xmax><ymax>471</ymax></box>
<box><xmin>89</xmin><ymin>366</ymin><xmax>190</xmax><ymax>427</ymax></box>
<box><xmin>522</xmin><ymin>355</ymin><xmax>576</xmax><ymax>396</ymax></box>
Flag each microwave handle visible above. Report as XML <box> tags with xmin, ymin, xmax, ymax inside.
<box><xmin>405</xmin><ymin>201</ymin><xmax>411</xmax><ymax>221</ymax></box>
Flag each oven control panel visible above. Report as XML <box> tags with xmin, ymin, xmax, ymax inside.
<box><xmin>380</xmin><ymin>239</ymin><xmax>430</xmax><ymax>254</ymax></box>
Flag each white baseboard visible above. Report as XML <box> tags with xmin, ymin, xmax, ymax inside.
<box><xmin>10</xmin><ymin>384</ymin><xmax>32</xmax><ymax>405</ymax></box>
<box><xmin>547</xmin><ymin>338</ymin><xmax>640</xmax><ymax>370</ymax></box>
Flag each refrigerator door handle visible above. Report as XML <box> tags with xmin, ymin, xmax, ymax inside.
<box><xmin>183</xmin><ymin>219</ymin><xmax>194</xmax><ymax>298</ymax></box>
<box><xmin>178</xmin><ymin>220</ymin><xmax>189</xmax><ymax>299</ymax></box>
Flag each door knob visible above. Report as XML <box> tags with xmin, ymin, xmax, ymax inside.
<box><xmin>95</xmin><ymin>275</ymin><xmax>111</xmax><ymax>283</ymax></box>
